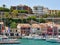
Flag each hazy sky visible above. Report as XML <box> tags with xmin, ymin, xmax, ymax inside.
<box><xmin>0</xmin><ymin>0</ymin><xmax>60</xmax><ymax>9</ymax></box>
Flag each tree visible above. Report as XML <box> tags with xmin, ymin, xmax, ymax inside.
<box><xmin>2</xmin><ymin>4</ymin><xmax>6</xmax><ymax>8</ymax></box>
<box><xmin>4</xmin><ymin>12</ymin><xmax>10</xmax><ymax>18</ymax></box>
<box><xmin>27</xmin><ymin>16</ymin><xmax>36</xmax><ymax>23</ymax></box>
<box><xmin>0</xmin><ymin>7</ymin><xmax>10</xmax><ymax>12</ymax></box>
<box><xmin>10</xmin><ymin>22</ymin><xmax>17</xmax><ymax>28</ymax></box>
<box><xmin>36</xmin><ymin>18</ymin><xmax>46</xmax><ymax>23</ymax></box>
<box><xmin>10</xmin><ymin>6</ymin><xmax>14</xmax><ymax>12</ymax></box>
<box><xmin>43</xmin><ymin>14</ymin><xmax>48</xmax><ymax>18</ymax></box>
<box><xmin>40</xmin><ymin>18</ymin><xmax>46</xmax><ymax>23</ymax></box>
<box><xmin>12</xmin><ymin>10</ymin><xmax>18</xmax><ymax>17</ymax></box>
<box><xmin>18</xmin><ymin>10</ymin><xmax>28</xmax><ymax>13</ymax></box>
<box><xmin>57</xmin><ymin>11</ymin><xmax>60</xmax><ymax>17</ymax></box>
<box><xmin>27</xmin><ymin>16</ymin><xmax>36</xmax><ymax>20</ymax></box>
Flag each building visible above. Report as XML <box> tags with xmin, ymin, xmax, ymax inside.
<box><xmin>48</xmin><ymin>10</ymin><xmax>60</xmax><ymax>15</ymax></box>
<box><xmin>5</xmin><ymin>27</ymin><xmax>21</xmax><ymax>37</ymax></box>
<box><xmin>39</xmin><ymin>23</ymin><xmax>48</xmax><ymax>35</ymax></box>
<box><xmin>11</xmin><ymin>5</ymin><xmax>33</xmax><ymax>14</ymax></box>
<box><xmin>31</xmin><ymin>24</ymin><xmax>40</xmax><ymax>34</ymax></box>
<box><xmin>56</xmin><ymin>25</ymin><xmax>60</xmax><ymax>35</ymax></box>
<box><xmin>33</xmin><ymin>6</ymin><xmax>48</xmax><ymax>15</ymax></box>
<box><xmin>46</xmin><ymin>22</ymin><xmax>58</xmax><ymax>36</ymax></box>
<box><xmin>17</xmin><ymin>24</ymin><xmax>31</xmax><ymax>36</ymax></box>
<box><xmin>0</xmin><ymin>22</ymin><xmax>4</xmax><ymax>34</ymax></box>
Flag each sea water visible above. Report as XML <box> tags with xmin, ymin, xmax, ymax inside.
<box><xmin>0</xmin><ymin>39</ymin><xmax>60</xmax><ymax>45</ymax></box>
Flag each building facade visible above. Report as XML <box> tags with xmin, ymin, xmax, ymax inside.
<box><xmin>0</xmin><ymin>22</ymin><xmax>4</xmax><ymax>34</ymax></box>
<box><xmin>48</xmin><ymin>10</ymin><xmax>60</xmax><ymax>15</ymax></box>
<box><xmin>17</xmin><ymin>24</ymin><xmax>31</xmax><ymax>36</ymax></box>
<box><xmin>31</xmin><ymin>24</ymin><xmax>40</xmax><ymax>34</ymax></box>
<box><xmin>11</xmin><ymin>5</ymin><xmax>33</xmax><ymax>14</ymax></box>
<box><xmin>33</xmin><ymin>6</ymin><xmax>48</xmax><ymax>15</ymax></box>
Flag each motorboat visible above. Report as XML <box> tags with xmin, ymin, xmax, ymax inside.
<box><xmin>0</xmin><ymin>35</ymin><xmax>20</xmax><ymax>44</ymax></box>
<box><xmin>33</xmin><ymin>34</ymin><xmax>41</xmax><ymax>40</ymax></box>
<box><xmin>46</xmin><ymin>38</ymin><xmax>59</xmax><ymax>42</ymax></box>
<box><xmin>46</xmin><ymin>37</ymin><xmax>60</xmax><ymax>43</ymax></box>
<box><xmin>41</xmin><ymin>37</ymin><xmax>46</xmax><ymax>40</ymax></box>
<box><xmin>32</xmin><ymin>34</ymin><xmax>46</xmax><ymax>40</ymax></box>
<box><xmin>33</xmin><ymin>36</ymin><xmax>42</xmax><ymax>40</ymax></box>
<box><xmin>22</xmin><ymin>34</ymin><xmax>33</xmax><ymax>39</ymax></box>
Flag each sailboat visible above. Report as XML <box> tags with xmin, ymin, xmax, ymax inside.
<box><xmin>0</xmin><ymin>12</ymin><xmax>20</xmax><ymax>44</ymax></box>
<box><xmin>46</xmin><ymin>18</ymin><xmax>60</xmax><ymax>43</ymax></box>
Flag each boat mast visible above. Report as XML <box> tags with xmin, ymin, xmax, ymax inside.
<box><xmin>1</xmin><ymin>12</ymin><xmax>3</xmax><ymax>34</ymax></box>
<box><xmin>52</xmin><ymin>13</ymin><xmax>55</xmax><ymax>38</ymax></box>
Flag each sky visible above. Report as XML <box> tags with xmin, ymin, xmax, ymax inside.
<box><xmin>0</xmin><ymin>0</ymin><xmax>60</xmax><ymax>10</ymax></box>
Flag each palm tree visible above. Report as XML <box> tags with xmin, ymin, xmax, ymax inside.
<box><xmin>2</xmin><ymin>4</ymin><xmax>6</xmax><ymax>8</ymax></box>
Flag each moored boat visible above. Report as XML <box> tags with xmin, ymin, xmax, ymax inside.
<box><xmin>46</xmin><ymin>36</ymin><xmax>60</xmax><ymax>43</ymax></box>
<box><xmin>0</xmin><ymin>35</ymin><xmax>20</xmax><ymax>44</ymax></box>
<box><xmin>22</xmin><ymin>34</ymin><xmax>33</xmax><ymax>39</ymax></box>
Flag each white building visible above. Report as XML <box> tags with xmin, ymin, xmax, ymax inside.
<box><xmin>33</xmin><ymin>6</ymin><xmax>48</xmax><ymax>15</ymax></box>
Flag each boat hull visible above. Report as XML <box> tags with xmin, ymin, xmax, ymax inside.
<box><xmin>46</xmin><ymin>38</ymin><xmax>60</xmax><ymax>43</ymax></box>
<box><xmin>0</xmin><ymin>41</ymin><xmax>20</xmax><ymax>44</ymax></box>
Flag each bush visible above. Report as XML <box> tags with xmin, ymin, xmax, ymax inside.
<box><xmin>0</xmin><ymin>7</ymin><xmax>10</xmax><ymax>12</ymax></box>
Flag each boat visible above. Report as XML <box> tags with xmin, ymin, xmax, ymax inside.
<box><xmin>32</xmin><ymin>34</ymin><xmax>41</xmax><ymax>40</ymax></box>
<box><xmin>33</xmin><ymin>34</ymin><xmax>46</xmax><ymax>40</ymax></box>
<box><xmin>0</xmin><ymin>35</ymin><xmax>20</xmax><ymax>44</ymax></box>
<box><xmin>33</xmin><ymin>36</ymin><xmax>42</xmax><ymax>40</ymax></box>
<box><xmin>46</xmin><ymin>37</ymin><xmax>60</xmax><ymax>43</ymax></box>
<box><xmin>41</xmin><ymin>37</ymin><xmax>46</xmax><ymax>40</ymax></box>
<box><xmin>22</xmin><ymin>34</ymin><xmax>33</xmax><ymax>39</ymax></box>
<box><xmin>46</xmin><ymin>35</ymin><xmax>60</xmax><ymax>43</ymax></box>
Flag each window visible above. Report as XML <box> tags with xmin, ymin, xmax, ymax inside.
<box><xmin>5</xmin><ymin>33</ymin><xmax>9</xmax><ymax>36</ymax></box>
<box><xmin>15</xmin><ymin>33</ymin><xmax>19</xmax><ymax>36</ymax></box>
<box><xmin>16</xmin><ymin>30</ymin><xmax>17</xmax><ymax>32</ymax></box>
<box><xmin>10</xmin><ymin>33</ymin><xmax>14</xmax><ymax>36</ymax></box>
<box><xmin>59</xmin><ymin>30</ymin><xmax>60</xmax><ymax>32</ymax></box>
<box><xmin>37</xmin><ymin>28</ymin><xmax>40</xmax><ymax>30</ymax></box>
<box><xmin>34</xmin><ymin>7</ymin><xmax>38</xmax><ymax>10</ymax></box>
<box><xmin>10</xmin><ymin>30</ymin><xmax>12</xmax><ymax>32</ymax></box>
<box><xmin>59</xmin><ymin>33</ymin><xmax>60</xmax><ymax>35</ymax></box>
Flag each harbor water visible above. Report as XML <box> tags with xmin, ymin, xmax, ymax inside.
<box><xmin>0</xmin><ymin>39</ymin><xmax>60</xmax><ymax>45</ymax></box>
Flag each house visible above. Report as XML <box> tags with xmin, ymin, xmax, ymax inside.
<box><xmin>39</xmin><ymin>23</ymin><xmax>48</xmax><ymax>35</ymax></box>
<box><xmin>17</xmin><ymin>24</ymin><xmax>31</xmax><ymax>36</ymax></box>
<box><xmin>31</xmin><ymin>24</ymin><xmax>40</xmax><ymax>34</ymax></box>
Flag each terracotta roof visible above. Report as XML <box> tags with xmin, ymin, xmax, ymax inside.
<box><xmin>39</xmin><ymin>23</ymin><xmax>48</xmax><ymax>28</ymax></box>
<box><xmin>31</xmin><ymin>24</ymin><xmax>40</xmax><ymax>28</ymax></box>
<box><xmin>17</xmin><ymin>24</ymin><xmax>30</xmax><ymax>28</ymax></box>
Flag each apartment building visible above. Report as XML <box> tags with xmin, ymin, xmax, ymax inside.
<box><xmin>11</xmin><ymin>5</ymin><xmax>33</xmax><ymax>14</ymax></box>
<box><xmin>33</xmin><ymin>6</ymin><xmax>48</xmax><ymax>15</ymax></box>
<box><xmin>48</xmin><ymin>10</ymin><xmax>60</xmax><ymax>15</ymax></box>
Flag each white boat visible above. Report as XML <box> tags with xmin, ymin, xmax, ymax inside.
<box><xmin>34</xmin><ymin>36</ymin><xmax>42</xmax><ymax>40</ymax></box>
<box><xmin>22</xmin><ymin>34</ymin><xmax>46</xmax><ymax>40</ymax></box>
<box><xmin>46</xmin><ymin>37</ymin><xmax>60</xmax><ymax>43</ymax></box>
<box><xmin>22</xmin><ymin>34</ymin><xmax>33</xmax><ymax>39</ymax></box>
<box><xmin>46</xmin><ymin>35</ymin><xmax>60</xmax><ymax>43</ymax></box>
<box><xmin>33</xmin><ymin>34</ymin><xmax>41</xmax><ymax>40</ymax></box>
<box><xmin>0</xmin><ymin>35</ymin><xmax>20</xmax><ymax>44</ymax></box>
<box><xmin>41</xmin><ymin>37</ymin><xmax>46</xmax><ymax>40</ymax></box>
<box><xmin>33</xmin><ymin>34</ymin><xmax>46</xmax><ymax>40</ymax></box>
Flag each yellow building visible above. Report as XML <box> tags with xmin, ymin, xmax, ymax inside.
<box><xmin>48</xmin><ymin>10</ymin><xmax>60</xmax><ymax>15</ymax></box>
